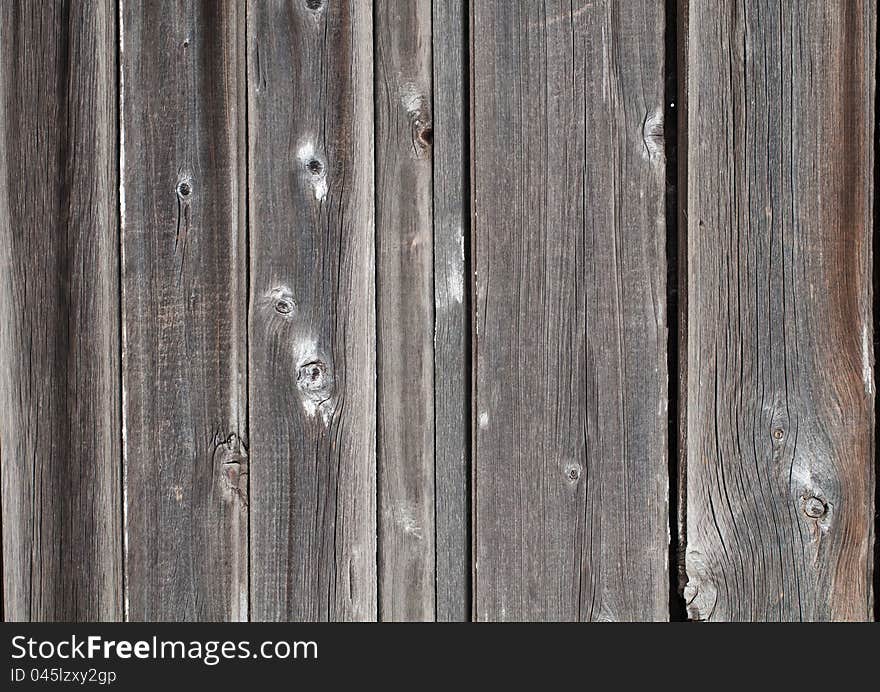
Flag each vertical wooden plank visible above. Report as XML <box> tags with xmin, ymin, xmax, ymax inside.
<box><xmin>248</xmin><ymin>0</ymin><xmax>376</xmax><ymax>621</ymax></box>
<box><xmin>433</xmin><ymin>0</ymin><xmax>471</xmax><ymax>622</ymax></box>
<box><xmin>472</xmin><ymin>1</ymin><xmax>668</xmax><ymax>621</ymax></box>
<box><xmin>685</xmin><ymin>1</ymin><xmax>875</xmax><ymax>621</ymax></box>
<box><xmin>0</xmin><ymin>0</ymin><xmax>121</xmax><ymax>620</ymax></box>
<box><xmin>375</xmin><ymin>0</ymin><xmax>435</xmax><ymax>622</ymax></box>
<box><xmin>121</xmin><ymin>1</ymin><xmax>248</xmax><ymax>620</ymax></box>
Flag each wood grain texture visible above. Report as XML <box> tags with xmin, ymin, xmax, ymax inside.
<box><xmin>248</xmin><ymin>0</ymin><xmax>376</xmax><ymax>621</ymax></box>
<box><xmin>121</xmin><ymin>1</ymin><xmax>247</xmax><ymax>621</ymax></box>
<box><xmin>375</xmin><ymin>0</ymin><xmax>435</xmax><ymax>622</ymax></box>
<box><xmin>685</xmin><ymin>0</ymin><xmax>875</xmax><ymax>621</ymax></box>
<box><xmin>432</xmin><ymin>0</ymin><xmax>470</xmax><ymax>622</ymax></box>
<box><xmin>472</xmin><ymin>1</ymin><xmax>668</xmax><ymax>621</ymax></box>
<box><xmin>0</xmin><ymin>0</ymin><xmax>122</xmax><ymax>620</ymax></box>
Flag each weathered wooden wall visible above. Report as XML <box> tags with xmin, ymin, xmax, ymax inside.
<box><xmin>1</xmin><ymin>0</ymin><xmax>876</xmax><ymax>623</ymax></box>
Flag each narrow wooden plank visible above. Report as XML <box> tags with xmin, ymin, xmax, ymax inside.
<box><xmin>472</xmin><ymin>1</ymin><xmax>668</xmax><ymax>621</ymax></box>
<box><xmin>248</xmin><ymin>0</ymin><xmax>376</xmax><ymax>621</ymax></box>
<box><xmin>433</xmin><ymin>0</ymin><xmax>471</xmax><ymax>622</ymax></box>
<box><xmin>685</xmin><ymin>1</ymin><xmax>875</xmax><ymax>621</ymax></box>
<box><xmin>375</xmin><ymin>0</ymin><xmax>435</xmax><ymax>622</ymax></box>
<box><xmin>0</xmin><ymin>0</ymin><xmax>122</xmax><ymax>620</ymax></box>
<box><xmin>121</xmin><ymin>1</ymin><xmax>247</xmax><ymax>621</ymax></box>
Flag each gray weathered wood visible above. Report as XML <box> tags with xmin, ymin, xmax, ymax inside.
<box><xmin>248</xmin><ymin>0</ymin><xmax>376</xmax><ymax>621</ymax></box>
<box><xmin>375</xmin><ymin>0</ymin><xmax>435</xmax><ymax>622</ymax></box>
<box><xmin>684</xmin><ymin>0</ymin><xmax>875</xmax><ymax>621</ymax></box>
<box><xmin>121</xmin><ymin>1</ymin><xmax>248</xmax><ymax>621</ymax></box>
<box><xmin>472</xmin><ymin>0</ymin><xmax>669</xmax><ymax>621</ymax></box>
<box><xmin>433</xmin><ymin>0</ymin><xmax>470</xmax><ymax>622</ymax></box>
<box><xmin>0</xmin><ymin>0</ymin><xmax>122</xmax><ymax>620</ymax></box>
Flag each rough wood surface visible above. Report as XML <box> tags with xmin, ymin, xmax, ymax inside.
<box><xmin>471</xmin><ymin>0</ymin><xmax>669</xmax><ymax>621</ymax></box>
<box><xmin>375</xmin><ymin>0</ymin><xmax>435</xmax><ymax>621</ymax></box>
<box><xmin>685</xmin><ymin>0</ymin><xmax>875</xmax><ymax>621</ymax></box>
<box><xmin>247</xmin><ymin>0</ymin><xmax>376</xmax><ymax>621</ymax></box>
<box><xmin>121</xmin><ymin>1</ymin><xmax>247</xmax><ymax>621</ymax></box>
<box><xmin>0</xmin><ymin>0</ymin><xmax>122</xmax><ymax>620</ymax></box>
<box><xmin>433</xmin><ymin>0</ymin><xmax>471</xmax><ymax>622</ymax></box>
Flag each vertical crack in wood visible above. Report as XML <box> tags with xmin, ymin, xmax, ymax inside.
<box><xmin>666</xmin><ymin>0</ymin><xmax>688</xmax><ymax>622</ymax></box>
<box><xmin>242</xmin><ymin>0</ymin><xmax>252</xmax><ymax>624</ymax></box>
<box><xmin>117</xmin><ymin>0</ymin><xmax>129</xmax><ymax>623</ymax></box>
<box><xmin>873</xmin><ymin>0</ymin><xmax>880</xmax><ymax>622</ymax></box>
<box><xmin>372</xmin><ymin>0</ymin><xmax>382</xmax><ymax>622</ymax></box>
<box><xmin>462</xmin><ymin>0</ymin><xmax>474</xmax><ymax>624</ymax></box>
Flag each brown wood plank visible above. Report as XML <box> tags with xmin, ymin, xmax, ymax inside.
<box><xmin>121</xmin><ymin>1</ymin><xmax>247</xmax><ymax>620</ymax></box>
<box><xmin>433</xmin><ymin>0</ymin><xmax>471</xmax><ymax>622</ymax></box>
<box><xmin>0</xmin><ymin>0</ymin><xmax>122</xmax><ymax>620</ymax></box>
<box><xmin>375</xmin><ymin>0</ymin><xmax>435</xmax><ymax>622</ymax></box>
<box><xmin>684</xmin><ymin>0</ymin><xmax>875</xmax><ymax>621</ymax></box>
<box><xmin>471</xmin><ymin>1</ymin><xmax>669</xmax><ymax>621</ymax></box>
<box><xmin>248</xmin><ymin>0</ymin><xmax>376</xmax><ymax>621</ymax></box>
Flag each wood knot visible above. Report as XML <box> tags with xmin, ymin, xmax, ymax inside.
<box><xmin>641</xmin><ymin>108</ymin><xmax>663</xmax><ymax>162</ymax></box>
<box><xmin>176</xmin><ymin>178</ymin><xmax>193</xmax><ymax>199</ymax></box>
<box><xmin>400</xmin><ymin>84</ymin><xmax>432</xmax><ymax>156</ymax></box>
<box><xmin>296</xmin><ymin>355</ymin><xmax>335</xmax><ymax>424</ymax></box>
<box><xmin>297</xmin><ymin>143</ymin><xmax>328</xmax><ymax>201</ymax></box>
<box><xmin>213</xmin><ymin>433</ymin><xmax>249</xmax><ymax>508</ymax></box>
<box><xmin>564</xmin><ymin>462</ymin><xmax>582</xmax><ymax>483</ymax></box>
<box><xmin>772</xmin><ymin>428</ymin><xmax>784</xmax><ymax>440</ymax></box>
<box><xmin>414</xmin><ymin>118</ymin><xmax>433</xmax><ymax>149</ymax></box>
<box><xmin>305</xmin><ymin>0</ymin><xmax>323</xmax><ymax>10</ymax></box>
<box><xmin>297</xmin><ymin>360</ymin><xmax>328</xmax><ymax>393</ymax></box>
<box><xmin>264</xmin><ymin>286</ymin><xmax>296</xmax><ymax>318</ymax></box>
<box><xmin>275</xmin><ymin>298</ymin><xmax>294</xmax><ymax>315</ymax></box>
<box><xmin>802</xmin><ymin>496</ymin><xmax>828</xmax><ymax>519</ymax></box>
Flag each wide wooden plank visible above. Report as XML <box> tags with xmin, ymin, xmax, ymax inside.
<box><xmin>248</xmin><ymin>0</ymin><xmax>376</xmax><ymax>621</ymax></box>
<box><xmin>433</xmin><ymin>0</ymin><xmax>470</xmax><ymax>622</ymax></box>
<box><xmin>375</xmin><ymin>0</ymin><xmax>435</xmax><ymax>622</ymax></box>
<box><xmin>0</xmin><ymin>0</ymin><xmax>121</xmax><ymax>620</ymax></box>
<box><xmin>472</xmin><ymin>1</ymin><xmax>668</xmax><ymax>621</ymax></box>
<box><xmin>685</xmin><ymin>0</ymin><xmax>876</xmax><ymax>620</ymax></box>
<box><xmin>684</xmin><ymin>0</ymin><xmax>875</xmax><ymax>621</ymax></box>
<box><xmin>121</xmin><ymin>1</ymin><xmax>247</xmax><ymax>620</ymax></box>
